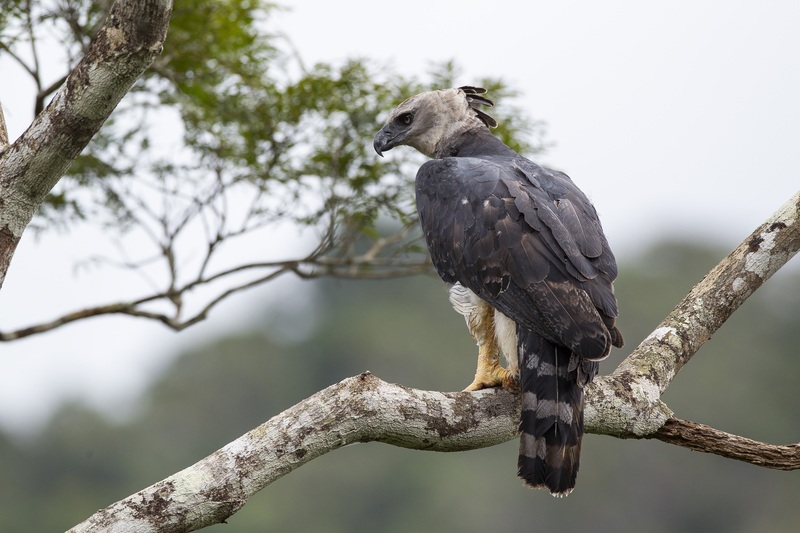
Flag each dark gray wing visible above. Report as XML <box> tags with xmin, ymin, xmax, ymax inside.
<box><xmin>416</xmin><ymin>156</ymin><xmax>620</xmax><ymax>360</ymax></box>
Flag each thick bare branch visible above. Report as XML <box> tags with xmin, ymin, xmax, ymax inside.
<box><xmin>586</xmin><ymin>190</ymin><xmax>800</xmax><ymax>437</ymax></box>
<box><xmin>68</xmin><ymin>371</ymin><xmax>799</xmax><ymax>532</ymax></box>
<box><xmin>67</xmin><ymin>373</ymin><xmax>519</xmax><ymax>533</ymax></box>
<box><xmin>67</xmin><ymin>192</ymin><xmax>800</xmax><ymax>531</ymax></box>
<box><xmin>620</xmin><ymin>190</ymin><xmax>799</xmax><ymax>386</ymax></box>
<box><xmin>0</xmin><ymin>0</ymin><xmax>173</xmax><ymax>289</ymax></box>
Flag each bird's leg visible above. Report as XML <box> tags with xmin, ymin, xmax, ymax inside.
<box><xmin>448</xmin><ymin>286</ymin><xmax>513</xmax><ymax>391</ymax></box>
<box><xmin>491</xmin><ymin>309</ymin><xmax>520</xmax><ymax>392</ymax></box>
<box><xmin>463</xmin><ymin>324</ymin><xmax>514</xmax><ymax>391</ymax></box>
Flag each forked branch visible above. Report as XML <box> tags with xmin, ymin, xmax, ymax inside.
<box><xmin>67</xmin><ymin>371</ymin><xmax>799</xmax><ymax>533</ymax></box>
<box><xmin>68</xmin><ymin>191</ymin><xmax>800</xmax><ymax>532</ymax></box>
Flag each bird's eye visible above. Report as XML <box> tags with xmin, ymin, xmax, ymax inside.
<box><xmin>398</xmin><ymin>112</ymin><xmax>414</xmax><ymax>126</ymax></box>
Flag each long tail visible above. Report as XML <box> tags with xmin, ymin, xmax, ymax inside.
<box><xmin>516</xmin><ymin>327</ymin><xmax>598</xmax><ymax>497</ymax></box>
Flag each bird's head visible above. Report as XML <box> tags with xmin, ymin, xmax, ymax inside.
<box><xmin>373</xmin><ymin>86</ymin><xmax>496</xmax><ymax>159</ymax></box>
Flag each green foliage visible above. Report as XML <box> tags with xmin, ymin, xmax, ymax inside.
<box><xmin>0</xmin><ymin>1</ymin><xmax>25</xmax><ymax>34</ymax></box>
<box><xmin>2</xmin><ymin>0</ymin><xmax>546</xmax><ymax>270</ymax></box>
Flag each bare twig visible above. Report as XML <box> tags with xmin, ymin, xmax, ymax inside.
<box><xmin>35</xmin><ymin>73</ymin><xmax>69</xmax><ymax>116</ymax></box>
<box><xmin>0</xmin><ymin>301</ymin><xmax>149</xmax><ymax>341</ymax></box>
<box><xmin>0</xmin><ymin>42</ymin><xmax>38</xmax><ymax>80</ymax></box>
<box><xmin>25</xmin><ymin>0</ymin><xmax>43</xmax><ymax>106</ymax></box>
<box><xmin>0</xmin><ymin>248</ymin><xmax>430</xmax><ymax>341</ymax></box>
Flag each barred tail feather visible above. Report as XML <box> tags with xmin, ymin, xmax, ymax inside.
<box><xmin>516</xmin><ymin>327</ymin><xmax>598</xmax><ymax>497</ymax></box>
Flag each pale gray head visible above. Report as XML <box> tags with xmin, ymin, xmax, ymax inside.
<box><xmin>373</xmin><ymin>86</ymin><xmax>497</xmax><ymax>159</ymax></box>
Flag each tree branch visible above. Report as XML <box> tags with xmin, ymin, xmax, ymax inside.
<box><xmin>0</xmin><ymin>0</ymin><xmax>173</xmax><ymax>289</ymax></box>
<box><xmin>648</xmin><ymin>417</ymin><xmax>800</xmax><ymax>470</ymax></box>
<box><xmin>0</xmin><ymin>102</ymin><xmax>8</xmax><ymax>151</ymax></box>
<box><xmin>68</xmin><ymin>371</ymin><xmax>800</xmax><ymax>533</ymax></box>
<box><xmin>66</xmin><ymin>373</ymin><xmax>518</xmax><ymax>533</ymax></box>
<box><xmin>0</xmin><ymin>254</ymin><xmax>431</xmax><ymax>341</ymax></box>
<box><xmin>586</xmin><ymin>190</ymin><xmax>800</xmax><ymax>437</ymax></box>
<box><xmin>0</xmin><ymin>41</ymin><xmax>38</xmax><ymax>83</ymax></box>
<box><xmin>630</xmin><ymin>190</ymin><xmax>800</xmax><ymax>382</ymax></box>
<box><xmin>35</xmin><ymin>73</ymin><xmax>70</xmax><ymax>116</ymax></box>
<box><xmin>67</xmin><ymin>190</ymin><xmax>800</xmax><ymax>531</ymax></box>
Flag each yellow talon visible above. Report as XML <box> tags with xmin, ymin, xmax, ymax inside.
<box><xmin>463</xmin><ymin>363</ymin><xmax>514</xmax><ymax>391</ymax></box>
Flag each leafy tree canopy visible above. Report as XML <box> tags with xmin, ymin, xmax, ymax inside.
<box><xmin>3</xmin><ymin>0</ymin><xmax>544</xmax><ymax>254</ymax></box>
<box><xmin>0</xmin><ymin>0</ymin><xmax>546</xmax><ymax>333</ymax></box>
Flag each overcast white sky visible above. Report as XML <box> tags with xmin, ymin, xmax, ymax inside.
<box><xmin>1</xmin><ymin>1</ymin><xmax>798</xmax><ymax>435</ymax></box>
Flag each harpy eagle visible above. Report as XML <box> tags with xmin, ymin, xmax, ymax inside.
<box><xmin>373</xmin><ymin>86</ymin><xmax>623</xmax><ymax>496</ymax></box>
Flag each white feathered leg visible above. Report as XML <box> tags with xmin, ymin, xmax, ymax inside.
<box><xmin>449</xmin><ymin>283</ymin><xmax>518</xmax><ymax>391</ymax></box>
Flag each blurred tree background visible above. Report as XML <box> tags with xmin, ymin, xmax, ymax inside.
<box><xmin>1</xmin><ymin>1</ymin><xmax>799</xmax><ymax>531</ymax></box>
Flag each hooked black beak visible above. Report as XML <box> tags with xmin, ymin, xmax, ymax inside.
<box><xmin>373</xmin><ymin>125</ymin><xmax>404</xmax><ymax>157</ymax></box>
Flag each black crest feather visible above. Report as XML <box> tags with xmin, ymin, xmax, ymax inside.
<box><xmin>459</xmin><ymin>86</ymin><xmax>498</xmax><ymax>128</ymax></box>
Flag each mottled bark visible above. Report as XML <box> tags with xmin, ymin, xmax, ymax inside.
<box><xmin>67</xmin><ymin>374</ymin><xmax>520</xmax><ymax>533</ymax></box>
<box><xmin>612</xmin><ymin>191</ymin><xmax>800</xmax><ymax>396</ymax></box>
<box><xmin>0</xmin><ymin>103</ymin><xmax>8</xmax><ymax>149</ymax></box>
<box><xmin>67</xmin><ymin>371</ymin><xmax>800</xmax><ymax>533</ymax></box>
<box><xmin>0</xmin><ymin>0</ymin><xmax>173</xmax><ymax>289</ymax></box>
<box><xmin>68</xmin><ymin>191</ymin><xmax>800</xmax><ymax>532</ymax></box>
<box><xmin>650</xmin><ymin>418</ymin><xmax>800</xmax><ymax>470</ymax></box>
